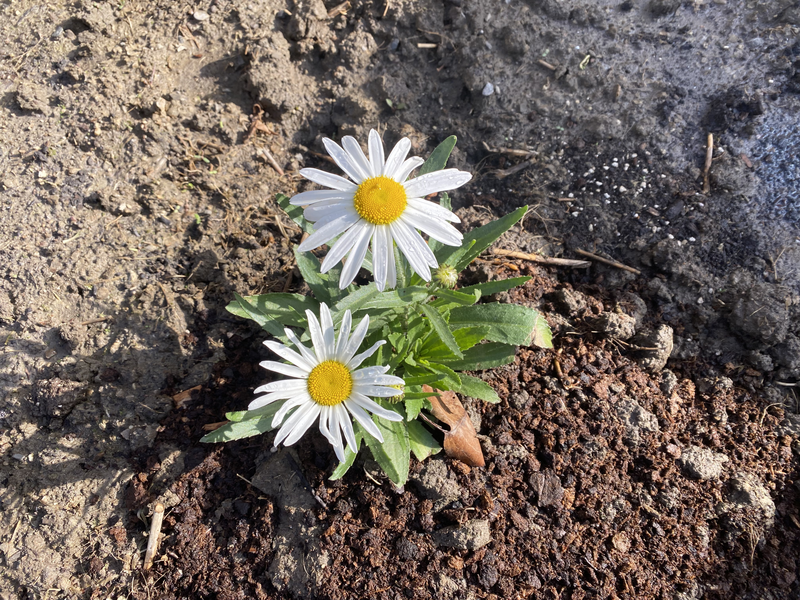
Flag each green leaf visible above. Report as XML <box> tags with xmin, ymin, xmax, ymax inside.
<box><xmin>403</xmin><ymin>373</ymin><xmax>447</xmax><ymax>387</ymax></box>
<box><xmin>200</xmin><ymin>400</ymin><xmax>287</xmax><ymax>443</ymax></box>
<box><xmin>459</xmin><ymin>276</ymin><xmax>531</xmax><ymax>300</ymax></box>
<box><xmin>448</xmin><ymin>303</ymin><xmax>551</xmax><ymax>347</ymax></box>
<box><xmin>419</xmin><ymin>326</ymin><xmax>490</xmax><ymax>362</ymax></box>
<box><xmin>420</xmin><ymin>304</ymin><xmax>463</xmax><ymax>359</ymax></box>
<box><xmin>359</xmin><ymin>286</ymin><xmax>431</xmax><ymax>310</ymax></box>
<box><xmin>277</xmin><ymin>193</ymin><xmax>313</xmax><ymax>232</ymax></box>
<box><xmin>419</xmin><ymin>136</ymin><xmax>457</xmax><ymax>175</ymax></box>
<box><xmin>423</xmin><ymin>361</ymin><xmax>462</xmax><ymax>389</ymax></box>
<box><xmin>332</xmin><ymin>284</ymin><xmax>380</xmax><ymax>322</ymax></box>
<box><xmin>408</xmin><ymin>421</ymin><xmax>441</xmax><ymax>461</ymax></box>
<box><xmin>329</xmin><ymin>425</ymin><xmax>364</xmax><ymax>480</ymax></box>
<box><xmin>450</xmin><ymin>374</ymin><xmax>500</xmax><ymax>403</ymax></box>
<box><xmin>437</xmin><ymin>206</ymin><xmax>528</xmax><ymax>271</ymax></box>
<box><xmin>363</xmin><ymin>402</ymin><xmax>410</xmax><ymax>485</ymax></box>
<box><xmin>404</xmin><ymin>396</ymin><xmax>425</xmax><ymax>420</ymax></box>
<box><xmin>227</xmin><ymin>292</ymin><xmax>318</xmax><ymax>338</ymax></box>
<box><xmin>432</xmin><ymin>288</ymin><xmax>478</xmax><ymax>306</ymax></box>
<box><xmin>294</xmin><ymin>247</ymin><xmax>330</xmax><ymax>302</ymax></box>
<box><xmin>439</xmin><ymin>342</ymin><xmax>517</xmax><ymax>371</ymax></box>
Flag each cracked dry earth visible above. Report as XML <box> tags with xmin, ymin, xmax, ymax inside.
<box><xmin>1</xmin><ymin>0</ymin><xmax>800</xmax><ymax>599</ymax></box>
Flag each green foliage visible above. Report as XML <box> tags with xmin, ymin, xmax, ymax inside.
<box><xmin>207</xmin><ymin>137</ymin><xmax>554</xmax><ymax>487</ymax></box>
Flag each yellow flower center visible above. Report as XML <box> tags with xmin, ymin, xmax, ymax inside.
<box><xmin>306</xmin><ymin>360</ymin><xmax>353</xmax><ymax>406</ymax></box>
<box><xmin>353</xmin><ymin>176</ymin><xmax>407</xmax><ymax>225</ymax></box>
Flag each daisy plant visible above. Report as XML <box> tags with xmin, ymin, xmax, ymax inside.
<box><xmin>202</xmin><ymin>131</ymin><xmax>552</xmax><ymax>486</ymax></box>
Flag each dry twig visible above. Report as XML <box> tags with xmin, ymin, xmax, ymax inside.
<box><xmin>491</xmin><ymin>248</ymin><xmax>591</xmax><ymax>268</ymax></box>
<box><xmin>574</xmin><ymin>249</ymin><xmax>641</xmax><ymax>275</ymax></box>
<box><xmin>143</xmin><ymin>504</ymin><xmax>165</xmax><ymax>571</ymax></box>
<box><xmin>702</xmin><ymin>132</ymin><xmax>713</xmax><ymax>194</ymax></box>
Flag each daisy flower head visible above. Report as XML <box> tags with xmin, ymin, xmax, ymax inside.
<box><xmin>249</xmin><ymin>302</ymin><xmax>404</xmax><ymax>462</ymax></box>
<box><xmin>291</xmin><ymin>130</ymin><xmax>472</xmax><ymax>291</ymax></box>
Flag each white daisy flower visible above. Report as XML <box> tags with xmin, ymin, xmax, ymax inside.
<box><xmin>291</xmin><ymin>129</ymin><xmax>472</xmax><ymax>291</ymax></box>
<box><xmin>249</xmin><ymin>302</ymin><xmax>404</xmax><ymax>462</ymax></box>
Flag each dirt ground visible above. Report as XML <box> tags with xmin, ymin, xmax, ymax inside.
<box><xmin>1</xmin><ymin>0</ymin><xmax>799</xmax><ymax>598</ymax></box>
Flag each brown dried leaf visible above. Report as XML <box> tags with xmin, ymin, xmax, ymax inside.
<box><xmin>423</xmin><ymin>385</ymin><xmax>485</xmax><ymax>467</ymax></box>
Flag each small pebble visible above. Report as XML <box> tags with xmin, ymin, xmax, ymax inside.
<box><xmin>482</xmin><ymin>82</ymin><xmax>495</xmax><ymax>96</ymax></box>
<box><xmin>193</xmin><ymin>10</ymin><xmax>209</xmax><ymax>21</ymax></box>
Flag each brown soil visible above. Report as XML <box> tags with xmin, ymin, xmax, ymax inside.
<box><xmin>1</xmin><ymin>0</ymin><xmax>799</xmax><ymax>598</ymax></box>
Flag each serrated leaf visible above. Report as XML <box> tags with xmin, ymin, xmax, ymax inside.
<box><xmin>450</xmin><ymin>374</ymin><xmax>500</xmax><ymax>404</ymax></box>
<box><xmin>408</xmin><ymin>421</ymin><xmax>442</xmax><ymax>461</ymax></box>
<box><xmin>227</xmin><ymin>292</ymin><xmax>318</xmax><ymax>338</ymax></box>
<box><xmin>277</xmin><ymin>193</ymin><xmax>313</xmax><ymax>232</ymax></box>
<box><xmin>404</xmin><ymin>396</ymin><xmax>425</xmax><ymax>420</ymax></box>
<box><xmin>436</xmin><ymin>206</ymin><xmax>527</xmax><ymax>271</ymax></box>
<box><xmin>293</xmin><ymin>247</ymin><xmax>330</xmax><ymax>302</ymax></box>
<box><xmin>419</xmin><ymin>326</ymin><xmax>490</xmax><ymax>362</ymax></box>
<box><xmin>459</xmin><ymin>276</ymin><xmax>531</xmax><ymax>300</ymax></box>
<box><xmin>329</xmin><ymin>425</ymin><xmax>364</xmax><ymax>480</ymax></box>
<box><xmin>531</xmin><ymin>311</ymin><xmax>553</xmax><ymax>349</ymax></box>
<box><xmin>403</xmin><ymin>373</ymin><xmax>447</xmax><ymax>387</ymax></box>
<box><xmin>200</xmin><ymin>400</ymin><xmax>287</xmax><ymax>443</ymax></box>
<box><xmin>424</xmin><ymin>361</ymin><xmax>462</xmax><ymax>389</ymax></box>
<box><xmin>420</xmin><ymin>304</ymin><xmax>463</xmax><ymax>359</ymax></box>
<box><xmin>419</xmin><ymin>136</ymin><xmax>457</xmax><ymax>175</ymax></box>
<box><xmin>432</xmin><ymin>288</ymin><xmax>478</xmax><ymax>306</ymax></box>
<box><xmin>363</xmin><ymin>401</ymin><xmax>410</xmax><ymax>485</ymax></box>
<box><xmin>359</xmin><ymin>286</ymin><xmax>431</xmax><ymax>310</ymax></box>
<box><xmin>448</xmin><ymin>303</ymin><xmax>551</xmax><ymax>347</ymax></box>
<box><xmin>439</xmin><ymin>342</ymin><xmax>517</xmax><ymax>371</ymax></box>
<box><xmin>332</xmin><ymin>284</ymin><xmax>380</xmax><ymax>322</ymax></box>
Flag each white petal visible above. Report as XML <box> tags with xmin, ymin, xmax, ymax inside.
<box><xmin>354</xmin><ymin>384</ymin><xmax>406</xmax><ymax>397</ymax></box>
<box><xmin>407</xmin><ymin>197</ymin><xmax>461</xmax><ymax>223</ymax></box>
<box><xmin>323</xmin><ymin>138</ymin><xmax>367</xmax><ymax>183</ymax></box>
<box><xmin>319</xmin><ymin>219</ymin><xmax>368</xmax><ymax>274</ymax></box>
<box><xmin>390</xmin><ymin>219</ymin><xmax>433</xmax><ymax>280</ymax></box>
<box><xmin>303</xmin><ymin>199</ymin><xmax>353</xmax><ymax>221</ymax></box>
<box><xmin>259</xmin><ymin>360</ymin><xmax>308</xmax><ymax>379</ymax></box>
<box><xmin>403</xmin><ymin>169</ymin><xmax>472</xmax><ymax>198</ymax></box>
<box><xmin>383</xmin><ymin>138</ymin><xmax>411</xmax><ymax>178</ymax></box>
<box><xmin>400</xmin><ymin>209</ymin><xmax>464</xmax><ymax>246</ymax></box>
<box><xmin>393</xmin><ymin>156</ymin><xmax>425</xmax><ymax>184</ymax></box>
<box><xmin>340</xmin><ymin>315</ymin><xmax>370</xmax><ymax>365</ymax></box>
<box><xmin>339</xmin><ymin>223</ymin><xmax>374</xmax><ymax>289</ymax></box>
<box><xmin>253</xmin><ymin>379</ymin><xmax>308</xmax><ymax>394</ymax></box>
<box><xmin>368</xmin><ymin>129</ymin><xmax>385</xmax><ymax>176</ymax></box>
<box><xmin>290</xmin><ymin>189</ymin><xmax>352</xmax><ymax>206</ymax></box>
<box><xmin>328</xmin><ymin>406</ymin><xmax>346</xmax><ymax>460</ymax></box>
<box><xmin>285</xmin><ymin>328</ymin><xmax>318</xmax><ymax>366</ymax></box>
<box><xmin>300</xmin><ymin>168</ymin><xmax>357</xmax><ymax>191</ymax></box>
<box><xmin>347</xmin><ymin>339</ymin><xmax>386</xmax><ymax>370</ymax></box>
<box><xmin>335</xmin><ymin>310</ymin><xmax>352</xmax><ymax>359</ymax></box>
<box><xmin>351</xmin><ymin>393</ymin><xmax>404</xmax><ymax>422</ymax></box>
<box><xmin>345</xmin><ymin>401</ymin><xmax>384</xmax><ymax>443</ymax></box>
<box><xmin>305</xmin><ymin>309</ymin><xmax>326</xmax><ymax>363</ymax></box>
<box><xmin>386</xmin><ymin>240</ymin><xmax>397</xmax><ymax>289</ymax></box>
<box><xmin>319</xmin><ymin>302</ymin><xmax>335</xmax><ymax>360</ymax></box>
<box><xmin>352</xmin><ymin>365</ymin><xmax>390</xmax><ymax>380</ymax></box>
<box><xmin>249</xmin><ymin>392</ymin><xmax>290</xmax><ymax>410</ymax></box>
<box><xmin>283</xmin><ymin>403</ymin><xmax>321</xmax><ymax>446</ymax></box>
<box><xmin>341</xmin><ymin>136</ymin><xmax>373</xmax><ymax>181</ymax></box>
<box><xmin>272</xmin><ymin>394</ymin><xmax>309</xmax><ymax>427</ymax></box>
<box><xmin>298</xmin><ymin>210</ymin><xmax>360</xmax><ymax>251</ymax></box>
<box><xmin>336</xmin><ymin>404</ymin><xmax>358</xmax><ymax>451</ymax></box>
<box><xmin>274</xmin><ymin>402</ymin><xmax>318</xmax><ymax>447</ymax></box>
<box><xmin>319</xmin><ymin>407</ymin><xmax>345</xmax><ymax>462</ymax></box>
<box><xmin>264</xmin><ymin>340</ymin><xmax>315</xmax><ymax>371</ymax></box>
<box><xmin>372</xmin><ymin>225</ymin><xmax>391</xmax><ymax>292</ymax></box>
<box><xmin>354</xmin><ymin>374</ymin><xmax>404</xmax><ymax>387</ymax></box>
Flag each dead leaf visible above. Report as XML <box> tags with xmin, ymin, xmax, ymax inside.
<box><xmin>172</xmin><ymin>385</ymin><xmax>202</xmax><ymax>408</ymax></box>
<box><xmin>423</xmin><ymin>385</ymin><xmax>485</xmax><ymax>467</ymax></box>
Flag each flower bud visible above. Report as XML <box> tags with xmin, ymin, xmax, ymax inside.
<box><xmin>434</xmin><ymin>264</ymin><xmax>458</xmax><ymax>289</ymax></box>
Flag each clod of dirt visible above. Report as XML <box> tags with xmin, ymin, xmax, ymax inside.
<box><xmin>679</xmin><ymin>445</ymin><xmax>730</xmax><ymax>481</ymax></box>
<box><xmin>0</xmin><ymin>291</ymin><xmax>15</xmax><ymax>324</ymax></box>
<box><xmin>550</xmin><ymin>288</ymin><xmax>588</xmax><ymax>317</ymax></box>
<box><xmin>411</xmin><ymin>459</ymin><xmax>461</xmax><ymax>508</ymax></box>
<box><xmin>593</xmin><ymin>312</ymin><xmax>636</xmax><ymax>340</ymax></box>
<box><xmin>15</xmin><ymin>83</ymin><xmax>50</xmax><ymax>114</ymax></box>
<box><xmin>433</xmin><ymin>519</ymin><xmax>491</xmax><ymax>551</ymax></box>
<box><xmin>615</xmin><ymin>397</ymin><xmax>660</xmax><ymax>445</ymax></box>
<box><xmin>728</xmin><ymin>283</ymin><xmax>791</xmax><ymax>348</ymax></box>
<box><xmin>631</xmin><ymin>324</ymin><xmax>674</xmax><ymax>372</ymax></box>
<box><xmin>251</xmin><ymin>448</ymin><xmax>329</xmax><ymax>597</ymax></box>
<box><xmin>529</xmin><ymin>470</ymin><xmax>564</xmax><ymax>508</ymax></box>
<box><xmin>726</xmin><ymin>473</ymin><xmax>776</xmax><ymax>526</ymax></box>
<box><xmin>717</xmin><ymin>472</ymin><xmax>777</xmax><ymax>552</ymax></box>
<box><xmin>31</xmin><ymin>378</ymin><xmax>88</xmax><ymax>418</ymax></box>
